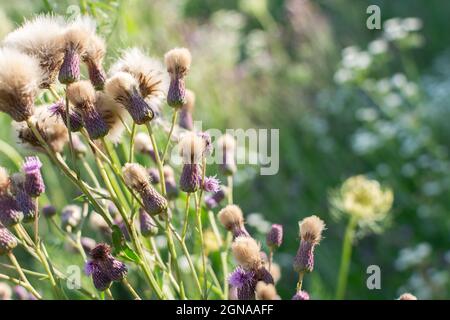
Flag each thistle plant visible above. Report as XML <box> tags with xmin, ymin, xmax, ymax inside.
<box><xmin>330</xmin><ymin>175</ymin><xmax>394</xmax><ymax>299</ymax></box>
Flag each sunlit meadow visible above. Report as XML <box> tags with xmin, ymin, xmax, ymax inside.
<box><xmin>0</xmin><ymin>0</ymin><xmax>448</xmax><ymax>300</ymax></box>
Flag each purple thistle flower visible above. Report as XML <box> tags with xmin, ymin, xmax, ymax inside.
<box><xmin>0</xmin><ymin>224</ymin><xmax>18</xmax><ymax>255</ymax></box>
<box><xmin>292</xmin><ymin>290</ymin><xmax>310</xmax><ymax>300</ymax></box>
<box><xmin>15</xmin><ymin>190</ymin><xmax>36</xmax><ymax>223</ymax></box>
<box><xmin>205</xmin><ymin>188</ymin><xmax>226</xmax><ymax>210</ymax></box>
<box><xmin>59</xmin><ymin>48</ymin><xmax>80</xmax><ymax>84</ymax></box>
<box><xmin>229</xmin><ymin>267</ymin><xmax>255</xmax><ymax>289</ymax></box>
<box><xmin>266</xmin><ymin>224</ymin><xmax>283</xmax><ymax>249</ymax></box>
<box><xmin>202</xmin><ymin>176</ymin><xmax>221</xmax><ymax>193</ymax></box>
<box><xmin>180</xmin><ymin>163</ymin><xmax>202</xmax><ymax>193</ymax></box>
<box><xmin>84</xmin><ymin>260</ymin><xmax>96</xmax><ymax>276</ymax></box>
<box><xmin>139</xmin><ymin>209</ymin><xmax>158</xmax><ymax>237</ymax></box>
<box><xmin>0</xmin><ymin>195</ymin><xmax>23</xmax><ymax>227</ymax></box>
<box><xmin>293</xmin><ymin>241</ymin><xmax>315</xmax><ymax>273</ymax></box>
<box><xmin>49</xmin><ymin>100</ymin><xmax>83</xmax><ymax>132</ymax></box>
<box><xmin>23</xmin><ymin>156</ymin><xmax>45</xmax><ymax>197</ymax></box>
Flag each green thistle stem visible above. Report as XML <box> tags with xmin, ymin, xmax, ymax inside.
<box><xmin>336</xmin><ymin>215</ymin><xmax>358</xmax><ymax>300</ymax></box>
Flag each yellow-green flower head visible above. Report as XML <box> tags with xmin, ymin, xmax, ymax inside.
<box><xmin>333</xmin><ymin>175</ymin><xmax>393</xmax><ymax>222</ymax></box>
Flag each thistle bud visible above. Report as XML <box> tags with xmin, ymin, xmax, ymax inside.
<box><xmin>122</xmin><ymin>163</ymin><xmax>167</xmax><ymax>216</ymax></box>
<box><xmin>218</xmin><ymin>205</ymin><xmax>249</xmax><ymax>239</ymax></box>
<box><xmin>59</xmin><ymin>46</ymin><xmax>80</xmax><ymax>84</ymax></box>
<box><xmin>232</xmin><ymin>236</ymin><xmax>262</xmax><ymax>270</ymax></box>
<box><xmin>164</xmin><ymin>48</ymin><xmax>191</xmax><ymax>108</ymax></box>
<box><xmin>179</xmin><ymin>89</ymin><xmax>195</xmax><ymax>130</ymax></box>
<box><xmin>217</xmin><ymin>134</ymin><xmax>237</xmax><ymax>176</ymax></box>
<box><xmin>178</xmin><ymin>133</ymin><xmax>205</xmax><ymax>193</ymax></box>
<box><xmin>293</xmin><ymin>215</ymin><xmax>325</xmax><ymax>273</ymax></box>
<box><xmin>86</xmin><ymin>243</ymin><xmax>128</xmax><ymax>290</ymax></box>
<box><xmin>22</xmin><ymin>156</ymin><xmax>45</xmax><ymax>197</ymax></box>
<box><xmin>180</xmin><ymin>163</ymin><xmax>201</xmax><ymax>193</ymax></box>
<box><xmin>139</xmin><ymin>208</ymin><xmax>159</xmax><ymax>237</ymax></box>
<box><xmin>292</xmin><ymin>290</ymin><xmax>310</xmax><ymax>300</ymax></box>
<box><xmin>105</xmin><ymin>72</ymin><xmax>154</xmax><ymax>125</ymax></box>
<box><xmin>266</xmin><ymin>224</ymin><xmax>283</xmax><ymax>249</ymax></box>
<box><xmin>49</xmin><ymin>100</ymin><xmax>83</xmax><ymax>132</ymax></box>
<box><xmin>0</xmin><ymin>195</ymin><xmax>23</xmax><ymax>227</ymax></box>
<box><xmin>67</xmin><ymin>81</ymin><xmax>109</xmax><ymax>140</ymax></box>
<box><xmin>0</xmin><ymin>224</ymin><xmax>18</xmax><ymax>255</ymax></box>
<box><xmin>42</xmin><ymin>205</ymin><xmax>56</xmax><ymax>218</ymax></box>
<box><xmin>15</xmin><ymin>190</ymin><xmax>36</xmax><ymax>223</ymax></box>
<box><xmin>83</xmin><ymin>34</ymin><xmax>107</xmax><ymax>90</ymax></box>
<box><xmin>61</xmin><ymin>205</ymin><xmax>82</xmax><ymax>231</ymax></box>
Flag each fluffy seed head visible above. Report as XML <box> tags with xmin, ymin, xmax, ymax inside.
<box><xmin>255</xmin><ymin>282</ymin><xmax>279</xmax><ymax>300</ymax></box>
<box><xmin>95</xmin><ymin>92</ymin><xmax>127</xmax><ymax>143</ymax></box>
<box><xmin>13</xmin><ymin>107</ymin><xmax>69</xmax><ymax>153</ymax></box>
<box><xmin>299</xmin><ymin>215</ymin><xmax>325</xmax><ymax>244</ymax></box>
<box><xmin>232</xmin><ymin>236</ymin><xmax>262</xmax><ymax>270</ymax></box>
<box><xmin>218</xmin><ymin>205</ymin><xmax>245</xmax><ymax>231</ymax></box>
<box><xmin>0</xmin><ymin>48</ymin><xmax>43</xmax><ymax>121</ymax></box>
<box><xmin>109</xmin><ymin>48</ymin><xmax>168</xmax><ymax>101</ymax></box>
<box><xmin>3</xmin><ymin>14</ymin><xmax>65</xmax><ymax>88</ymax></box>
<box><xmin>63</xmin><ymin>16</ymin><xmax>96</xmax><ymax>53</ymax></box>
<box><xmin>134</xmin><ymin>132</ymin><xmax>153</xmax><ymax>154</ymax></box>
<box><xmin>67</xmin><ymin>80</ymin><xmax>96</xmax><ymax>108</ymax></box>
<box><xmin>178</xmin><ymin>132</ymin><xmax>205</xmax><ymax>164</ymax></box>
<box><xmin>122</xmin><ymin>163</ymin><xmax>151</xmax><ymax>191</ymax></box>
<box><xmin>164</xmin><ymin>48</ymin><xmax>192</xmax><ymax>77</ymax></box>
<box><xmin>83</xmin><ymin>34</ymin><xmax>107</xmax><ymax>90</ymax></box>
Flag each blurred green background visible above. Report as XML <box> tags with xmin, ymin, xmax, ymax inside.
<box><xmin>0</xmin><ymin>0</ymin><xmax>449</xmax><ymax>299</ymax></box>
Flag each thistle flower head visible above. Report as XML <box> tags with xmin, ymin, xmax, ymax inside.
<box><xmin>218</xmin><ymin>205</ymin><xmax>245</xmax><ymax>231</ymax></box>
<box><xmin>292</xmin><ymin>290</ymin><xmax>310</xmax><ymax>300</ymax></box>
<box><xmin>139</xmin><ymin>208</ymin><xmax>158</xmax><ymax>237</ymax></box>
<box><xmin>109</xmin><ymin>48</ymin><xmax>168</xmax><ymax>103</ymax></box>
<box><xmin>67</xmin><ymin>81</ymin><xmax>109</xmax><ymax>139</ymax></box>
<box><xmin>217</xmin><ymin>134</ymin><xmax>237</xmax><ymax>175</ymax></box>
<box><xmin>331</xmin><ymin>175</ymin><xmax>393</xmax><ymax>223</ymax></box>
<box><xmin>22</xmin><ymin>156</ymin><xmax>45</xmax><ymax>196</ymax></box>
<box><xmin>0</xmin><ymin>47</ymin><xmax>43</xmax><ymax>121</ymax></box>
<box><xmin>266</xmin><ymin>224</ymin><xmax>283</xmax><ymax>248</ymax></box>
<box><xmin>179</xmin><ymin>89</ymin><xmax>195</xmax><ymax>130</ymax></box>
<box><xmin>3</xmin><ymin>14</ymin><xmax>65</xmax><ymax>88</ymax></box>
<box><xmin>134</xmin><ymin>132</ymin><xmax>154</xmax><ymax>155</ymax></box>
<box><xmin>89</xmin><ymin>243</ymin><xmax>111</xmax><ymax>260</ymax></box>
<box><xmin>299</xmin><ymin>215</ymin><xmax>325</xmax><ymax>245</ymax></box>
<box><xmin>228</xmin><ymin>266</ymin><xmax>254</xmax><ymax>289</ymax></box>
<box><xmin>180</xmin><ymin>163</ymin><xmax>201</xmax><ymax>193</ymax></box>
<box><xmin>87</xmin><ymin>243</ymin><xmax>128</xmax><ymax>285</ymax></box>
<box><xmin>0</xmin><ymin>195</ymin><xmax>23</xmax><ymax>227</ymax></box>
<box><xmin>95</xmin><ymin>92</ymin><xmax>127</xmax><ymax>144</ymax></box>
<box><xmin>203</xmin><ymin>176</ymin><xmax>221</xmax><ymax>193</ymax></box>
<box><xmin>13</xmin><ymin>107</ymin><xmax>69</xmax><ymax>153</ymax></box>
<box><xmin>83</xmin><ymin>34</ymin><xmax>106</xmax><ymax>90</ymax></box>
<box><xmin>232</xmin><ymin>236</ymin><xmax>262</xmax><ymax>270</ymax></box>
<box><xmin>398</xmin><ymin>293</ymin><xmax>417</xmax><ymax>300</ymax></box>
<box><xmin>255</xmin><ymin>282</ymin><xmax>279</xmax><ymax>300</ymax></box>
<box><xmin>0</xmin><ymin>223</ymin><xmax>18</xmax><ymax>255</ymax></box>
<box><xmin>105</xmin><ymin>71</ymin><xmax>154</xmax><ymax>124</ymax></box>
<box><xmin>61</xmin><ymin>204</ymin><xmax>82</xmax><ymax>231</ymax></box>
<box><xmin>179</xmin><ymin>132</ymin><xmax>205</xmax><ymax>164</ymax></box>
<box><xmin>164</xmin><ymin>48</ymin><xmax>192</xmax><ymax>78</ymax></box>
<box><xmin>122</xmin><ymin>163</ymin><xmax>151</xmax><ymax>191</ymax></box>
<box><xmin>48</xmin><ymin>99</ymin><xmax>83</xmax><ymax>132</ymax></box>
<box><xmin>205</xmin><ymin>187</ymin><xmax>227</xmax><ymax>209</ymax></box>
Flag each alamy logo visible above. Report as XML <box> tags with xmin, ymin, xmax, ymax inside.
<box><xmin>367</xmin><ymin>5</ymin><xmax>381</xmax><ymax>30</ymax></box>
<box><xmin>366</xmin><ymin>265</ymin><xmax>381</xmax><ymax>289</ymax></box>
